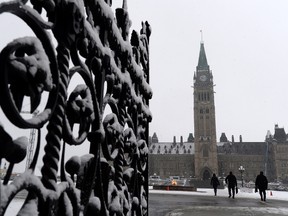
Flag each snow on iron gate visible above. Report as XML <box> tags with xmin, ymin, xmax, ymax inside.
<box><xmin>0</xmin><ymin>0</ymin><xmax>152</xmax><ymax>215</ymax></box>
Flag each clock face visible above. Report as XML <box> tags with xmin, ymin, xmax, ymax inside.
<box><xmin>200</xmin><ymin>75</ymin><xmax>207</xmax><ymax>82</ymax></box>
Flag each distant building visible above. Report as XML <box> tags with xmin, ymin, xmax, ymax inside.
<box><xmin>149</xmin><ymin>125</ymin><xmax>288</xmax><ymax>182</ymax></box>
<box><xmin>148</xmin><ymin>41</ymin><xmax>288</xmax><ymax>183</ymax></box>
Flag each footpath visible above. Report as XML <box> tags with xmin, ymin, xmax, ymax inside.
<box><xmin>149</xmin><ymin>187</ymin><xmax>288</xmax><ymax>216</ymax></box>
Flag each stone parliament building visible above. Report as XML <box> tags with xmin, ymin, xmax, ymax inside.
<box><xmin>148</xmin><ymin>42</ymin><xmax>288</xmax><ymax>183</ymax></box>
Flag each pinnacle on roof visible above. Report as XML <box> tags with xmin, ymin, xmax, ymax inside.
<box><xmin>266</xmin><ymin>130</ymin><xmax>272</xmax><ymax>138</ymax></box>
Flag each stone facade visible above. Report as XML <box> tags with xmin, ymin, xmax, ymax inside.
<box><xmin>149</xmin><ymin>154</ymin><xmax>195</xmax><ymax>178</ymax></box>
<box><xmin>149</xmin><ymin>125</ymin><xmax>288</xmax><ymax>183</ymax></box>
<box><xmin>273</xmin><ymin>142</ymin><xmax>288</xmax><ymax>181</ymax></box>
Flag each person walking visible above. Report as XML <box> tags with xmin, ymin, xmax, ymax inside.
<box><xmin>225</xmin><ymin>171</ymin><xmax>237</xmax><ymax>199</ymax></box>
<box><xmin>255</xmin><ymin>171</ymin><xmax>268</xmax><ymax>201</ymax></box>
<box><xmin>210</xmin><ymin>173</ymin><xmax>220</xmax><ymax>196</ymax></box>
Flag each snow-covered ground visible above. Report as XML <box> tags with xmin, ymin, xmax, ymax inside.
<box><xmin>149</xmin><ymin>186</ymin><xmax>288</xmax><ymax>201</ymax></box>
<box><xmin>150</xmin><ymin>187</ymin><xmax>288</xmax><ymax>215</ymax></box>
<box><xmin>4</xmin><ymin>187</ymin><xmax>287</xmax><ymax>215</ymax></box>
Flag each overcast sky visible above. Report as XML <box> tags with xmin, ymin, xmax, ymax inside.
<box><xmin>127</xmin><ymin>0</ymin><xmax>288</xmax><ymax>143</ymax></box>
<box><xmin>1</xmin><ymin>0</ymin><xmax>288</xmax><ymax>172</ymax></box>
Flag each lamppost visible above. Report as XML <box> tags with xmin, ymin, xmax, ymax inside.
<box><xmin>239</xmin><ymin>165</ymin><xmax>245</xmax><ymax>187</ymax></box>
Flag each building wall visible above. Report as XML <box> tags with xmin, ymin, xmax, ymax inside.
<box><xmin>218</xmin><ymin>154</ymin><xmax>265</xmax><ymax>181</ymax></box>
<box><xmin>148</xmin><ymin>154</ymin><xmax>195</xmax><ymax>178</ymax></box>
<box><xmin>274</xmin><ymin>143</ymin><xmax>288</xmax><ymax>182</ymax></box>
<box><xmin>149</xmin><ymin>128</ymin><xmax>288</xmax><ymax>183</ymax></box>
<box><xmin>148</xmin><ymin>140</ymin><xmax>288</xmax><ymax>182</ymax></box>
<box><xmin>149</xmin><ymin>153</ymin><xmax>269</xmax><ymax>181</ymax></box>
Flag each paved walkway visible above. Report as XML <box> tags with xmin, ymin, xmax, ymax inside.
<box><xmin>167</xmin><ymin>205</ymin><xmax>288</xmax><ymax>216</ymax></box>
<box><xmin>149</xmin><ymin>189</ymin><xmax>288</xmax><ymax>216</ymax></box>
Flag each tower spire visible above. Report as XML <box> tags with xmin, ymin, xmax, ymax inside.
<box><xmin>200</xmin><ymin>30</ymin><xmax>204</xmax><ymax>44</ymax></box>
<box><xmin>197</xmin><ymin>42</ymin><xmax>209</xmax><ymax>71</ymax></box>
<box><xmin>197</xmin><ymin>30</ymin><xmax>208</xmax><ymax>71</ymax></box>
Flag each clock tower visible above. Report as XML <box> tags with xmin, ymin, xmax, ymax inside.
<box><xmin>193</xmin><ymin>41</ymin><xmax>218</xmax><ymax>180</ymax></box>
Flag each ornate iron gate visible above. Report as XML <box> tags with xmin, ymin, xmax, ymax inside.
<box><xmin>0</xmin><ymin>0</ymin><xmax>151</xmax><ymax>215</ymax></box>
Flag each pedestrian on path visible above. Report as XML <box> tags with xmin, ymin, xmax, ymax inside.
<box><xmin>225</xmin><ymin>171</ymin><xmax>237</xmax><ymax>199</ymax></box>
<box><xmin>210</xmin><ymin>173</ymin><xmax>220</xmax><ymax>196</ymax></box>
<box><xmin>255</xmin><ymin>171</ymin><xmax>268</xmax><ymax>201</ymax></box>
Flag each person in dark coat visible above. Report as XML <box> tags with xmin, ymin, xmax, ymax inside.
<box><xmin>255</xmin><ymin>171</ymin><xmax>268</xmax><ymax>201</ymax></box>
<box><xmin>225</xmin><ymin>171</ymin><xmax>237</xmax><ymax>198</ymax></box>
<box><xmin>210</xmin><ymin>173</ymin><xmax>220</xmax><ymax>196</ymax></box>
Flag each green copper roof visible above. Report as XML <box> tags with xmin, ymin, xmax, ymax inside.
<box><xmin>197</xmin><ymin>42</ymin><xmax>209</xmax><ymax>71</ymax></box>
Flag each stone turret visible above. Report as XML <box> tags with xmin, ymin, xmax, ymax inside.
<box><xmin>187</xmin><ymin>133</ymin><xmax>194</xmax><ymax>142</ymax></box>
<box><xmin>152</xmin><ymin>132</ymin><xmax>159</xmax><ymax>143</ymax></box>
<box><xmin>274</xmin><ymin>124</ymin><xmax>287</xmax><ymax>142</ymax></box>
<box><xmin>220</xmin><ymin>133</ymin><xmax>228</xmax><ymax>142</ymax></box>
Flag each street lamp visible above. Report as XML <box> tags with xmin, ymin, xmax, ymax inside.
<box><xmin>238</xmin><ymin>165</ymin><xmax>245</xmax><ymax>187</ymax></box>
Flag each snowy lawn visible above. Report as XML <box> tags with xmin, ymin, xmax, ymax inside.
<box><xmin>149</xmin><ymin>186</ymin><xmax>288</xmax><ymax>201</ymax></box>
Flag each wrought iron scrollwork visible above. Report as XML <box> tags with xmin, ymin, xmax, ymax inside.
<box><xmin>0</xmin><ymin>0</ymin><xmax>151</xmax><ymax>215</ymax></box>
